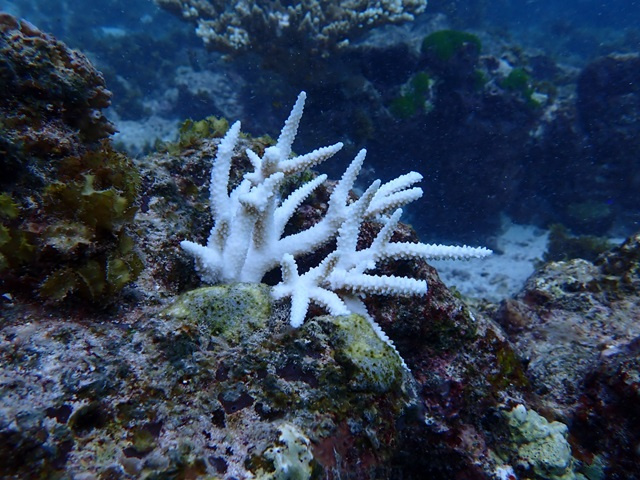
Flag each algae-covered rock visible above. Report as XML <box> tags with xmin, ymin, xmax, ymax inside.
<box><xmin>0</xmin><ymin>14</ymin><xmax>115</xmax><ymax>162</ymax></box>
<box><xmin>0</xmin><ymin>283</ymin><xmax>417</xmax><ymax>479</ymax></box>
<box><xmin>1</xmin><ymin>142</ymin><xmax>143</xmax><ymax>305</ymax></box>
<box><xmin>544</xmin><ymin>223</ymin><xmax>612</xmax><ymax>262</ymax></box>
<box><xmin>318</xmin><ymin>314</ymin><xmax>406</xmax><ymax>393</ymax></box>
<box><xmin>496</xmin><ymin>232</ymin><xmax>640</xmax><ymax>419</ymax></box>
<box><xmin>161</xmin><ymin>284</ymin><xmax>271</xmax><ymax>344</ymax></box>
<box><xmin>0</xmin><ymin>15</ymin><xmax>142</xmax><ymax>306</ymax></box>
<box><xmin>500</xmin><ymin>405</ymin><xmax>585</xmax><ymax>480</ymax></box>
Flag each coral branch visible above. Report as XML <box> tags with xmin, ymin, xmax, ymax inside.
<box><xmin>181</xmin><ymin>91</ymin><xmax>492</xmax><ymax>337</ymax></box>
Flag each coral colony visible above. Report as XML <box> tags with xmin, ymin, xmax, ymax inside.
<box><xmin>181</xmin><ymin>92</ymin><xmax>491</xmax><ymax>335</ymax></box>
<box><xmin>158</xmin><ymin>0</ymin><xmax>429</xmax><ymax>54</ymax></box>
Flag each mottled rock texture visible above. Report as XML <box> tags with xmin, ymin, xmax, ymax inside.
<box><xmin>0</xmin><ymin>13</ymin><xmax>115</xmax><ymax>161</ymax></box>
<box><xmin>496</xmin><ymin>232</ymin><xmax>640</xmax><ymax>478</ymax></box>
<box><xmin>0</xmin><ymin>284</ymin><xmax>417</xmax><ymax>479</ymax></box>
<box><xmin>0</xmin><ymin>14</ymin><xmax>141</xmax><ymax>305</ymax></box>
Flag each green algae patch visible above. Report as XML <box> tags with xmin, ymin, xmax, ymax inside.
<box><xmin>0</xmin><ymin>193</ymin><xmax>19</xmax><ymax>219</ymax></box>
<box><xmin>389</xmin><ymin>71</ymin><xmax>434</xmax><ymax>119</ymax></box>
<box><xmin>161</xmin><ymin>284</ymin><xmax>271</xmax><ymax>344</ymax></box>
<box><xmin>421</xmin><ymin>30</ymin><xmax>482</xmax><ymax>61</ymax></box>
<box><xmin>315</xmin><ymin>314</ymin><xmax>405</xmax><ymax>393</ymax></box>
<box><xmin>160</xmin><ymin>115</ymin><xmax>230</xmax><ymax>155</ymax></box>
<box><xmin>501</xmin><ymin>68</ymin><xmax>542</xmax><ymax>108</ymax></box>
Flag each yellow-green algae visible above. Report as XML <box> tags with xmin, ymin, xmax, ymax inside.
<box><xmin>1</xmin><ymin>142</ymin><xmax>143</xmax><ymax>304</ymax></box>
<box><xmin>159</xmin><ymin>115</ymin><xmax>230</xmax><ymax>155</ymax></box>
<box><xmin>161</xmin><ymin>283</ymin><xmax>271</xmax><ymax>344</ymax></box>
<box><xmin>323</xmin><ymin>314</ymin><xmax>405</xmax><ymax>393</ymax></box>
<box><xmin>0</xmin><ymin>192</ymin><xmax>31</xmax><ymax>271</ymax></box>
<box><xmin>501</xmin><ymin>405</ymin><xmax>586</xmax><ymax>480</ymax></box>
<box><xmin>155</xmin><ymin>284</ymin><xmax>415</xmax><ymax>477</ymax></box>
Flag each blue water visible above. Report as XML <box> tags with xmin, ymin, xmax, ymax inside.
<box><xmin>2</xmin><ymin>0</ymin><xmax>639</xmax><ymax>241</ymax></box>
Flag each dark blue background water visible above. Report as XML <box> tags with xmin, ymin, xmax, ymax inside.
<box><xmin>2</xmin><ymin>0</ymin><xmax>639</xmax><ymax>242</ymax></box>
<box><xmin>5</xmin><ymin>1</ymin><xmax>639</xmax><ymax>52</ymax></box>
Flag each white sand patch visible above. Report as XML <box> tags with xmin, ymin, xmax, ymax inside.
<box><xmin>112</xmin><ymin>116</ymin><xmax>180</xmax><ymax>156</ymax></box>
<box><xmin>430</xmin><ymin>221</ymin><xmax>549</xmax><ymax>302</ymax></box>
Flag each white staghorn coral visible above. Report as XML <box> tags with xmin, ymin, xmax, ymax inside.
<box><xmin>181</xmin><ymin>91</ymin><xmax>491</xmax><ymax>333</ymax></box>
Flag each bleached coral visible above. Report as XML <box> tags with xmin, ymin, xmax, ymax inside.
<box><xmin>156</xmin><ymin>0</ymin><xmax>428</xmax><ymax>55</ymax></box>
<box><xmin>181</xmin><ymin>91</ymin><xmax>491</xmax><ymax>331</ymax></box>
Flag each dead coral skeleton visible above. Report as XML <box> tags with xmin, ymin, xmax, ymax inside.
<box><xmin>181</xmin><ymin>91</ymin><xmax>491</xmax><ymax>332</ymax></box>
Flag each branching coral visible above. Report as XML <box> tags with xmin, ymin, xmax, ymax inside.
<box><xmin>181</xmin><ymin>92</ymin><xmax>491</xmax><ymax>330</ymax></box>
<box><xmin>156</xmin><ymin>0</ymin><xmax>428</xmax><ymax>56</ymax></box>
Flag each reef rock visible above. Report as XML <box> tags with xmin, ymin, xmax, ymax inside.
<box><xmin>0</xmin><ymin>14</ymin><xmax>141</xmax><ymax>305</ymax></box>
<box><xmin>0</xmin><ymin>15</ymin><xmax>601</xmax><ymax>480</ymax></box>
<box><xmin>496</xmin><ymin>232</ymin><xmax>640</xmax><ymax>419</ymax></box>
<box><xmin>0</xmin><ymin>284</ymin><xmax>418</xmax><ymax>479</ymax></box>
<box><xmin>572</xmin><ymin>334</ymin><xmax>640</xmax><ymax>479</ymax></box>
<box><xmin>576</xmin><ymin>54</ymin><xmax>640</xmax><ymax>216</ymax></box>
<box><xmin>0</xmin><ymin>13</ymin><xmax>115</xmax><ymax>162</ymax></box>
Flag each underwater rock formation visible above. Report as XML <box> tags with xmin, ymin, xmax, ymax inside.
<box><xmin>0</xmin><ymin>13</ymin><xmax>624</xmax><ymax>480</ymax></box>
<box><xmin>496</xmin><ymin>232</ymin><xmax>640</xmax><ymax>420</ymax></box>
<box><xmin>134</xmin><ymin>114</ymin><xmax>551</xmax><ymax>478</ymax></box>
<box><xmin>496</xmin><ymin>232</ymin><xmax>640</xmax><ymax>477</ymax></box>
<box><xmin>0</xmin><ymin>253</ymin><xmax>550</xmax><ymax>479</ymax></box>
<box><xmin>0</xmin><ymin>13</ymin><xmax>115</xmax><ymax>162</ymax></box>
<box><xmin>0</xmin><ymin>284</ymin><xmax>418</xmax><ymax>478</ymax></box>
<box><xmin>373</xmin><ymin>28</ymin><xmax>548</xmax><ymax>240</ymax></box>
<box><xmin>573</xmin><ymin>332</ymin><xmax>640</xmax><ymax>480</ymax></box>
<box><xmin>576</xmin><ymin>54</ymin><xmax>640</xmax><ymax>218</ymax></box>
<box><xmin>0</xmin><ymin>14</ymin><xmax>142</xmax><ymax>305</ymax></box>
<box><xmin>512</xmin><ymin>53</ymin><xmax>640</xmax><ymax>236</ymax></box>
